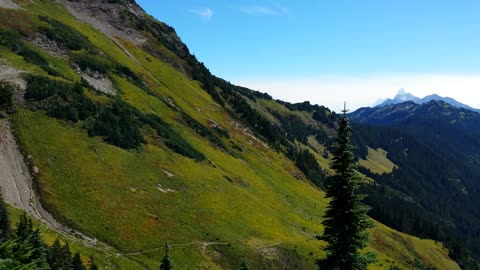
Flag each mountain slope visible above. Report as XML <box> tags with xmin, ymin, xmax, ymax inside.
<box><xmin>0</xmin><ymin>0</ymin><xmax>461</xmax><ymax>269</ymax></box>
<box><xmin>350</xmin><ymin>101</ymin><xmax>480</xmax><ymax>268</ymax></box>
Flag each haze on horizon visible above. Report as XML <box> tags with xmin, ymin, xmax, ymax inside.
<box><xmin>137</xmin><ymin>0</ymin><xmax>480</xmax><ymax>112</ymax></box>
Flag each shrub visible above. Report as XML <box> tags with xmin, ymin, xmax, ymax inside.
<box><xmin>182</xmin><ymin>112</ymin><xmax>226</xmax><ymax>150</ymax></box>
<box><xmin>38</xmin><ymin>16</ymin><xmax>94</xmax><ymax>51</ymax></box>
<box><xmin>0</xmin><ymin>80</ymin><xmax>14</xmax><ymax>110</ymax></box>
<box><xmin>0</xmin><ymin>29</ymin><xmax>58</xmax><ymax>75</ymax></box>
<box><xmin>73</xmin><ymin>52</ymin><xmax>112</xmax><ymax>74</ymax></box>
<box><xmin>140</xmin><ymin>114</ymin><xmax>206</xmax><ymax>161</ymax></box>
<box><xmin>88</xmin><ymin>100</ymin><xmax>145</xmax><ymax>149</ymax></box>
<box><xmin>25</xmin><ymin>75</ymin><xmax>97</xmax><ymax>122</ymax></box>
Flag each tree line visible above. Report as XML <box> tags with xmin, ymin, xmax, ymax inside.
<box><xmin>0</xmin><ymin>193</ymin><xmax>97</xmax><ymax>269</ymax></box>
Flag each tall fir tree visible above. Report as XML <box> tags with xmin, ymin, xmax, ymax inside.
<box><xmin>12</xmin><ymin>214</ymin><xmax>49</xmax><ymax>269</ymax></box>
<box><xmin>48</xmin><ymin>238</ymin><xmax>74</xmax><ymax>269</ymax></box>
<box><xmin>317</xmin><ymin>104</ymin><xmax>376</xmax><ymax>270</ymax></box>
<box><xmin>15</xmin><ymin>213</ymin><xmax>33</xmax><ymax>240</ymax></box>
<box><xmin>72</xmin><ymin>252</ymin><xmax>86</xmax><ymax>270</ymax></box>
<box><xmin>159</xmin><ymin>242</ymin><xmax>173</xmax><ymax>270</ymax></box>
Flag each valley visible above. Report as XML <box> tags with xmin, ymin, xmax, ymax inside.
<box><xmin>0</xmin><ymin>0</ymin><xmax>477</xmax><ymax>269</ymax></box>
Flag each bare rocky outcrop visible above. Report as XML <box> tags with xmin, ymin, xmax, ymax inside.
<box><xmin>156</xmin><ymin>184</ymin><xmax>175</xmax><ymax>193</ymax></box>
<box><xmin>30</xmin><ymin>34</ymin><xmax>68</xmax><ymax>58</ymax></box>
<box><xmin>0</xmin><ymin>64</ymin><xmax>26</xmax><ymax>89</ymax></box>
<box><xmin>0</xmin><ymin>0</ymin><xmax>20</xmax><ymax>9</ymax></box>
<box><xmin>0</xmin><ymin>120</ymin><xmax>36</xmax><ymax>214</ymax></box>
<box><xmin>59</xmin><ymin>0</ymin><xmax>193</xmax><ymax>76</ymax></box>
<box><xmin>80</xmin><ymin>70</ymin><xmax>115</xmax><ymax>95</ymax></box>
<box><xmin>60</xmin><ymin>0</ymin><xmax>146</xmax><ymax>64</ymax></box>
<box><xmin>61</xmin><ymin>0</ymin><xmax>147</xmax><ymax>46</ymax></box>
<box><xmin>0</xmin><ymin>63</ymin><xmax>27</xmax><ymax>105</ymax></box>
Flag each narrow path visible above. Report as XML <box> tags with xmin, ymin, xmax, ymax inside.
<box><xmin>114</xmin><ymin>241</ymin><xmax>229</xmax><ymax>257</ymax></box>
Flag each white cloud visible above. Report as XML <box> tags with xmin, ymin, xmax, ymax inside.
<box><xmin>241</xmin><ymin>5</ymin><xmax>288</xmax><ymax>16</ymax></box>
<box><xmin>190</xmin><ymin>8</ymin><xmax>214</xmax><ymax>20</ymax></box>
<box><xmin>236</xmin><ymin>74</ymin><xmax>480</xmax><ymax>113</ymax></box>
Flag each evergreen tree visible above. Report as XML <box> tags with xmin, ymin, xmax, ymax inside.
<box><xmin>72</xmin><ymin>252</ymin><xmax>86</xmax><ymax>270</ymax></box>
<box><xmin>48</xmin><ymin>238</ymin><xmax>75</xmax><ymax>269</ymax></box>
<box><xmin>0</xmin><ymin>192</ymin><xmax>10</xmax><ymax>243</ymax></box>
<box><xmin>15</xmin><ymin>213</ymin><xmax>33</xmax><ymax>240</ymax></box>
<box><xmin>0</xmin><ymin>193</ymin><xmax>90</xmax><ymax>269</ymax></box>
<box><xmin>0</xmin><ymin>238</ymin><xmax>17</xmax><ymax>268</ymax></box>
<box><xmin>0</xmin><ymin>80</ymin><xmax>14</xmax><ymax>110</ymax></box>
<box><xmin>159</xmin><ymin>242</ymin><xmax>173</xmax><ymax>270</ymax></box>
<box><xmin>62</xmin><ymin>242</ymin><xmax>73</xmax><ymax>267</ymax></box>
<box><xmin>240</xmin><ymin>259</ymin><xmax>250</xmax><ymax>270</ymax></box>
<box><xmin>28</xmin><ymin>228</ymin><xmax>49</xmax><ymax>269</ymax></box>
<box><xmin>317</xmin><ymin>104</ymin><xmax>376</xmax><ymax>270</ymax></box>
<box><xmin>47</xmin><ymin>238</ymin><xmax>63</xmax><ymax>269</ymax></box>
<box><xmin>9</xmin><ymin>214</ymin><xmax>49</xmax><ymax>269</ymax></box>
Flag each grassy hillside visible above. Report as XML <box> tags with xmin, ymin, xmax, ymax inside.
<box><xmin>0</xmin><ymin>0</ymin><xmax>460</xmax><ymax>269</ymax></box>
<box><xmin>6</xmin><ymin>206</ymin><xmax>148</xmax><ymax>269</ymax></box>
<box><xmin>359</xmin><ymin>147</ymin><xmax>397</xmax><ymax>175</ymax></box>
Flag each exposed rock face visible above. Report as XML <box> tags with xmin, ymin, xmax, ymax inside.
<box><xmin>0</xmin><ymin>64</ymin><xmax>26</xmax><ymax>105</ymax></box>
<box><xmin>60</xmin><ymin>0</ymin><xmax>146</xmax><ymax>65</ymax></box>
<box><xmin>60</xmin><ymin>0</ymin><xmax>193</xmax><ymax>75</ymax></box>
<box><xmin>0</xmin><ymin>119</ymin><xmax>35</xmax><ymax>213</ymax></box>
<box><xmin>80</xmin><ymin>70</ymin><xmax>115</xmax><ymax>95</ymax></box>
<box><xmin>0</xmin><ymin>0</ymin><xmax>20</xmax><ymax>9</ymax></box>
<box><xmin>30</xmin><ymin>34</ymin><xmax>68</xmax><ymax>58</ymax></box>
<box><xmin>61</xmin><ymin>0</ymin><xmax>147</xmax><ymax>46</ymax></box>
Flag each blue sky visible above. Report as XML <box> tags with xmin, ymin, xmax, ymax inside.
<box><xmin>137</xmin><ymin>0</ymin><xmax>480</xmax><ymax>111</ymax></box>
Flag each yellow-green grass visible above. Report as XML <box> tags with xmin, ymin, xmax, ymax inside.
<box><xmin>12</xmin><ymin>107</ymin><xmax>458</xmax><ymax>269</ymax></box>
<box><xmin>0</xmin><ymin>46</ymin><xmax>46</xmax><ymax>75</ymax></box>
<box><xmin>258</xmin><ymin>99</ymin><xmax>317</xmax><ymax>125</ymax></box>
<box><xmin>14</xmin><ymin>0</ymin><xmax>144</xmax><ymax>77</ymax></box>
<box><xmin>307</xmin><ymin>136</ymin><xmax>334</xmax><ymax>174</ymax></box>
<box><xmin>359</xmin><ymin>147</ymin><xmax>398</xmax><ymax>175</ymax></box>
<box><xmin>6</xmin><ymin>205</ymin><xmax>148</xmax><ymax>269</ymax></box>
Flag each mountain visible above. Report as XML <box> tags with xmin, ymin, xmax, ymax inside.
<box><xmin>350</xmin><ymin>101</ymin><xmax>480</xmax><ymax>268</ymax></box>
<box><xmin>377</xmin><ymin>89</ymin><xmax>480</xmax><ymax>112</ymax></box>
<box><xmin>377</xmin><ymin>88</ymin><xmax>421</xmax><ymax>106</ymax></box>
<box><xmin>0</xmin><ymin>0</ymin><xmax>472</xmax><ymax>269</ymax></box>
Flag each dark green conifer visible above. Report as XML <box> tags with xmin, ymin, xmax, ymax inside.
<box><xmin>62</xmin><ymin>242</ymin><xmax>73</xmax><ymax>267</ymax></box>
<box><xmin>48</xmin><ymin>238</ymin><xmax>74</xmax><ymax>269</ymax></box>
<box><xmin>15</xmin><ymin>213</ymin><xmax>33</xmax><ymax>240</ymax></box>
<box><xmin>28</xmin><ymin>228</ymin><xmax>49</xmax><ymax>269</ymax></box>
<box><xmin>0</xmin><ymin>192</ymin><xmax>10</xmax><ymax>243</ymax></box>
<box><xmin>159</xmin><ymin>242</ymin><xmax>173</xmax><ymax>270</ymax></box>
<box><xmin>47</xmin><ymin>238</ymin><xmax>63</xmax><ymax>269</ymax></box>
<box><xmin>72</xmin><ymin>252</ymin><xmax>86</xmax><ymax>270</ymax></box>
<box><xmin>11</xmin><ymin>215</ymin><xmax>49</xmax><ymax>269</ymax></box>
<box><xmin>0</xmin><ymin>80</ymin><xmax>14</xmax><ymax>110</ymax></box>
<box><xmin>317</xmin><ymin>104</ymin><xmax>376</xmax><ymax>270</ymax></box>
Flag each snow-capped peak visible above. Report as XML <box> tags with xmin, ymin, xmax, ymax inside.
<box><xmin>397</xmin><ymin>88</ymin><xmax>407</xmax><ymax>96</ymax></box>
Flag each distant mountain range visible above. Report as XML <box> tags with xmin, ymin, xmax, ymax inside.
<box><xmin>374</xmin><ymin>89</ymin><xmax>480</xmax><ymax>112</ymax></box>
<box><xmin>349</xmin><ymin>100</ymin><xmax>480</xmax><ymax>268</ymax></box>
